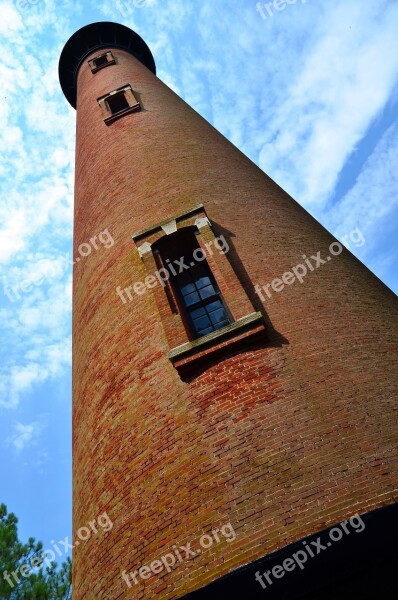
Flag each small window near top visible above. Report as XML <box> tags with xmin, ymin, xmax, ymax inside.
<box><xmin>88</xmin><ymin>51</ymin><xmax>116</xmax><ymax>73</ymax></box>
<box><xmin>97</xmin><ymin>85</ymin><xmax>141</xmax><ymax>125</ymax></box>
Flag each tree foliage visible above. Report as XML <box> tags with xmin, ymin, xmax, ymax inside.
<box><xmin>0</xmin><ymin>504</ymin><xmax>71</xmax><ymax>599</ymax></box>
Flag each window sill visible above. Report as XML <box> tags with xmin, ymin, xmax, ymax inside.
<box><xmin>168</xmin><ymin>312</ymin><xmax>267</xmax><ymax>377</ymax></box>
<box><xmin>104</xmin><ymin>103</ymin><xmax>141</xmax><ymax>125</ymax></box>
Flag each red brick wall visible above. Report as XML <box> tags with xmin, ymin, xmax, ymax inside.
<box><xmin>71</xmin><ymin>47</ymin><xmax>398</xmax><ymax>598</ymax></box>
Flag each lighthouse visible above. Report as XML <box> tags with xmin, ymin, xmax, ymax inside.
<box><xmin>59</xmin><ymin>21</ymin><xmax>398</xmax><ymax>599</ymax></box>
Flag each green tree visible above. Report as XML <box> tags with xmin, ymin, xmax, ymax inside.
<box><xmin>0</xmin><ymin>504</ymin><xmax>71</xmax><ymax>599</ymax></box>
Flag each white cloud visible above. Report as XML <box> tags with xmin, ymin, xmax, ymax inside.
<box><xmin>6</xmin><ymin>420</ymin><xmax>43</xmax><ymax>452</ymax></box>
<box><xmin>0</xmin><ymin>0</ymin><xmax>75</xmax><ymax>409</ymax></box>
<box><xmin>1</xmin><ymin>0</ymin><xmax>398</xmax><ymax>415</ymax></box>
<box><xmin>0</xmin><ymin>2</ymin><xmax>24</xmax><ymax>37</ymax></box>
<box><xmin>257</xmin><ymin>0</ymin><xmax>398</xmax><ymax>206</ymax></box>
<box><xmin>326</xmin><ymin>121</ymin><xmax>398</xmax><ymax>283</ymax></box>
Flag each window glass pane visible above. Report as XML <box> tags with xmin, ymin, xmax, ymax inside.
<box><xmin>190</xmin><ymin>306</ymin><xmax>207</xmax><ymax>319</ymax></box>
<box><xmin>206</xmin><ymin>300</ymin><xmax>223</xmax><ymax>313</ymax></box>
<box><xmin>195</xmin><ymin>276</ymin><xmax>211</xmax><ymax>290</ymax></box>
<box><xmin>182</xmin><ymin>291</ymin><xmax>200</xmax><ymax>306</ymax></box>
<box><xmin>192</xmin><ymin>315</ymin><xmax>212</xmax><ymax>332</ymax></box>
<box><xmin>180</xmin><ymin>281</ymin><xmax>196</xmax><ymax>295</ymax></box>
<box><xmin>199</xmin><ymin>284</ymin><xmax>216</xmax><ymax>300</ymax></box>
<box><xmin>209</xmin><ymin>308</ymin><xmax>228</xmax><ymax>326</ymax></box>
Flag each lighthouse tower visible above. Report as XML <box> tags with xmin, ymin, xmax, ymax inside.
<box><xmin>59</xmin><ymin>22</ymin><xmax>398</xmax><ymax>599</ymax></box>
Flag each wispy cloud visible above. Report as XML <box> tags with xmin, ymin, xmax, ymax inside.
<box><xmin>0</xmin><ymin>0</ymin><xmax>397</xmax><ymax>416</ymax></box>
<box><xmin>255</xmin><ymin>1</ymin><xmax>398</xmax><ymax>206</ymax></box>
<box><xmin>6</xmin><ymin>420</ymin><xmax>44</xmax><ymax>452</ymax></box>
<box><xmin>0</xmin><ymin>0</ymin><xmax>74</xmax><ymax>408</ymax></box>
<box><xmin>327</xmin><ymin>120</ymin><xmax>398</xmax><ymax>289</ymax></box>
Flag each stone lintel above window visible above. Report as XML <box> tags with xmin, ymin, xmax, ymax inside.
<box><xmin>131</xmin><ymin>204</ymin><xmax>207</xmax><ymax>247</ymax></box>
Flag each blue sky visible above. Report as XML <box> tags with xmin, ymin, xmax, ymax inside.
<box><xmin>0</xmin><ymin>0</ymin><xmax>397</xmax><ymax>566</ymax></box>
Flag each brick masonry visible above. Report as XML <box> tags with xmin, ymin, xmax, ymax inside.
<box><xmin>69</xmin><ymin>42</ymin><xmax>398</xmax><ymax>599</ymax></box>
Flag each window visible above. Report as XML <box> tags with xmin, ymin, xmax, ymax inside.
<box><xmin>97</xmin><ymin>85</ymin><xmax>141</xmax><ymax>125</ymax></box>
<box><xmin>154</xmin><ymin>228</ymin><xmax>231</xmax><ymax>340</ymax></box>
<box><xmin>88</xmin><ymin>51</ymin><xmax>116</xmax><ymax>73</ymax></box>
<box><xmin>132</xmin><ymin>204</ymin><xmax>267</xmax><ymax>376</ymax></box>
<box><xmin>107</xmin><ymin>92</ymin><xmax>130</xmax><ymax>115</ymax></box>
<box><xmin>174</xmin><ymin>263</ymin><xmax>231</xmax><ymax>337</ymax></box>
<box><xmin>93</xmin><ymin>54</ymin><xmax>109</xmax><ymax>68</ymax></box>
